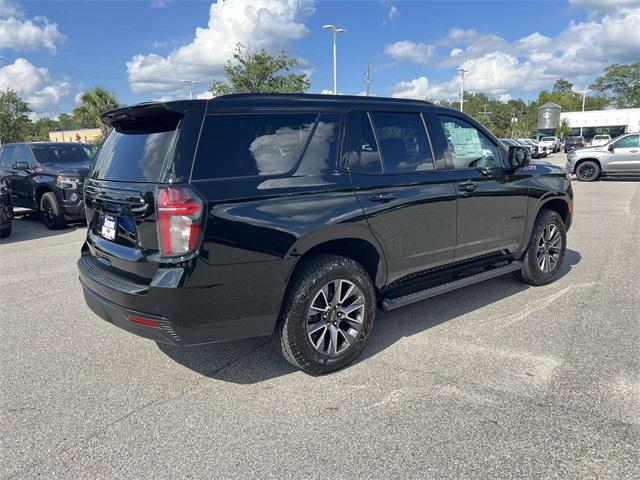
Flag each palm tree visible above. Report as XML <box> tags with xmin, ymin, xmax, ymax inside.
<box><xmin>73</xmin><ymin>87</ymin><xmax>123</xmax><ymax>137</ymax></box>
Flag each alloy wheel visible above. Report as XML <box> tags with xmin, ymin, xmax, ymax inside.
<box><xmin>578</xmin><ymin>164</ymin><xmax>597</xmax><ymax>181</ymax></box>
<box><xmin>536</xmin><ymin>224</ymin><xmax>562</xmax><ymax>273</ymax></box>
<box><xmin>42</xmin><ymin>197</ymin><xmax>55</xmax><ymax>227</ymax></box>
<box><xmin>306</xmin><ymin>279</ymin><xmax>366</xmax><ymax>357</ymax></box>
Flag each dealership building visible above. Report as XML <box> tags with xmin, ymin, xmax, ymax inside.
<box><xmin>536</xmin><ymin>102</ymin><xmax>640</xmax><ymax>140</ymax></box>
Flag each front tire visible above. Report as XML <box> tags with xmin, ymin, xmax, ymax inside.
<box><xmin>0</xmin><ymin>222</ymin><xmax>11</xmax><ymax>239</ymax></box>
<box><xmin>575</xmin><ymin>160</ymin><xmax>600</xmax><ymax>182</ymax></box>
<box><xmin>277</xmin><ymin>254</ymin><xmax>376</xmax><ymax>375</ymax></box>
<box><xmin>40</xmin><ymin>192</ymin><xmax>66</xmax><ymax>230</ymax></box>
<box><xmin>514</xmin><ymin>209</ymin><xmax>567</xmax><ymax>286</ymax></box>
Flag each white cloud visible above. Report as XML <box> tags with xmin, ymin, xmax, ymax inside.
<box><xmin>127</xmin><ymin>0</ymin><xmax>315</xmax><ymax>96</ymax></box>
<box><xmin>0</xmin><ymin>0</ymin><xmax>64</xmax><ymax>54</ymax></box>
<box><xmin>384</xmin><ymin>40</ymin><xmax>435</xmax><ymax>66</ymax></box>
<box><xmin>151</xmin><ymin>0</ymin><xmax>172</xmax><ymax>7</ymax></box>
<box><xmin>388</xmin><ymin>6</ymin><xmax>399</xmax><ymax>20</ymax></box>
<box><xmin>389</xmin><ymin>1</ymin><xmax>640</xmax><ymax>100</ymax></box>
<box><xmin>0</xmin><ymin>58</ymin><xmax>70</xmax><ymax>113</ymax></box>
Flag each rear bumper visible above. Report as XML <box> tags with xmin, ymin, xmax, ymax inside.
<box><xmin>78</xmin><ymin>252</ymin><xmax>278</xmax><ymax>345</ymax></box>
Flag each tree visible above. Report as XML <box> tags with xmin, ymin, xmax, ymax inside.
<box><xmin>553</xmin><ymin>79</ymin><xmax>574</xmax><ymax>94</ymax></box>
<box><xmin>556</xmin><ymin>118</ymin><xmax>572</xmax><ymax>139</ymax></box>
<box><xmin>73</xmin><ymin>87</ymin><xmax>123</xmax><ymax>136</ymax></box>
<box><xmin>0</xmin><ymin>89</ymin><xmax>32</xmax><ymax>143</ymax></box>
<box><xmin>590</xmin><ymin>62</ymin><xmax>640</xmax><ymax>108</ymax></box>
<box><xmin>210</xmin><ymin>44</ymin><xmax>310</xmax><ymax>96</ymax></box>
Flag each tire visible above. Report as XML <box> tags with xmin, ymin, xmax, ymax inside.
<box><xmin>276</xmin><ymin>254</ymin><xmax>376</xmax><ymax>375</ymax></box>
<box><xmin>40</xmin><ymin>192</ymin><xmax>66</xmax><ymax>230</ymax></box>
<box><xmin>514</xmin><ymin>209</ymin><xmax>567</xmax><ymax>286</ymax></box>
<box><xmin>0</xmin><ymin>222</ymin><xmax>11</xmax><ymax>239</ymax></box>
<box><xmin>575</xmin><ymin>160</ymin><xmax>600</xmax><ymax>182</ymax></box>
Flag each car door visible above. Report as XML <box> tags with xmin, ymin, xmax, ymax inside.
<box><xmin>8</xmin><ymin>145</ymin><xmax>36</xmax><ymax>207</ymax></box>
<box><xmin>431</xmin><ymin>113</ymin><xmax>529</xmax><ymax>261</ymax></box>
<box><xmin>604</xmin><ymin>134</ymin><xmax>640</xmax><ymax>173</ymax></box>
<box><xmin>347</xmin><ymin>110</ymin><xmax>456</xmax><ymax>284</ymax></box>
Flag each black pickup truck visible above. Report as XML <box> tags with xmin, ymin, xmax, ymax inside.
<box><xmin>0</xmin><ymin>142</ymin><xmax>93</xmax><ymax>229</ymax></box>
<box><xmin>78</xmin><ymin>94</ymin><xmax>573</xmax><ymax>374</ymax></box>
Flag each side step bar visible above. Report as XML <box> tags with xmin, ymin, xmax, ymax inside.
<box><xmin>381</xmin><ymin>261</ymin><xmax>523</xmax><ymax>311</ymax></box>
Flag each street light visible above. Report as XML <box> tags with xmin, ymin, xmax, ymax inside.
<box><xmin>576</xmin><ymin>89</ymin><xmax>588</xmax><ymax>136</ymax></box>
<box><xmin>323</xmin><ymin>24</ymin><xmax>346</xmax><ymax>95</ymax></box>
<box><xmin>180</xmin><ymin>80</ymin><xmax>198</xmax><ymax>100</ymax></box>
<box><xmin>457</xmin><ymin>67</ymin><xmax>469</xmax><ymax>112</ymax></box>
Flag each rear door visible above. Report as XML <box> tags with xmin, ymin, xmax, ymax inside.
<box><xmin>604</xmin><ymin>134</ymin><xmax>640</xmax><ymax>173</ymax></box>
<box><xmin>348</xmin><ymin>110</ymin><xmax>456</xmax><ymax>283</ymax></box>
<box><xmin>84</xmin><ymin>106</ymin><xmax>203</xmax><ymax>280</ymax></box>
<box><xmin>431</xmin><ymin>113</ymin><xmax>528</xmax><ymax>261</ymax></box>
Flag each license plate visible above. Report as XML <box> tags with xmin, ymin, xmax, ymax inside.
<box><xmin>101</xmin><ymin>214</ymin><xmax>117</xmax><ymax>241</ymax></box>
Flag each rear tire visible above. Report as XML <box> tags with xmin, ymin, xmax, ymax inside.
<box><xmin>575</xmin><ymin>160</ymin><xmax>600</xmax><ymax>182</ymax></box>
<box><xmin>40</xmin><ymin>192</ymin><xmax>66</xmax><ymax>230</ymax></box>
<box><xmin>514</xmin><ymin>209</ymin><xmax>567</xmax><ymax>286</ymax></box>
<box><xmin>276</xmin><ymin>254</ymin><xmax>376</xmax><ymax>375</ymax></box>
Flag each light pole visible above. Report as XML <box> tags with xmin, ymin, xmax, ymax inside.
<box><xmin>577</xmin><ymin>89</ymin><xmax>588</xmax><ymax>136</ymax></box>
<box><xmin>323</xmin><ymin>24</ymin><xmax>346</xmax><ymax>94</ymax></box>
<box><xmin>180</xmin><ymin>80</ymin><xmax>198</xmax><ymax>100</ymax></box>
<box><xmin>458</xmin><ymin>67</ymin><xmax>469</xmax><ymax>112</ymax></box>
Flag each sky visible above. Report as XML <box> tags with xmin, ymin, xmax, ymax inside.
<box><xmin>0</xmin><ymin>0</ymin><xmax>639</xmax><ymax>118</ymax></box>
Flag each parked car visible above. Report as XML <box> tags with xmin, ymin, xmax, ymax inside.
<box><xmin>520</xmin><ymin>138</ymin><xmax>549</xmax><ymax>157</ymax></box>
<box><xmin>0</xmin><ymin>142</ymin><xmax>93</xmax><ymax>229</ymax></box>
<box><xmin>514</xmin><ymin>139</ymin><xmax>540</xmax><ymax>158</ymax></box>
<box><xmin>564</xmin><ymin>136</ymin><xmax>585</xmax><ymax>153</ymax></box>
<box><xmin>566</xmin><ymin>133</ymin><xmax>640</xmax><ymax>181</ymax></box>
<box><xmin>590</xmin><ymin>134</ymin><xmax>611</xmax><ymax>147</ymax></box>
<box><xmin>0</xmin><ymin>176</ymin><xmax>12</xmax><ymax>239</ymax></box>
<box><xmin>78</xmin><ymin>94</ymin><xmax>573</xmax><ymax>374</ymax></box>
<box><xmin>539</xmin><ymin>136</ymin><xmax>561</xmax><ymax>153</ymax></box>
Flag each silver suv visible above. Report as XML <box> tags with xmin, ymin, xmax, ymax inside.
<box><xmin>565</xmin><ymin>133</ymin><xmax>640</xmax><ymax>181</ymax></box>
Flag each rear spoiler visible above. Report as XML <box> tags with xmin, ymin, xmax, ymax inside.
<box><xmin>101</xmin><ymin>101</ymin><xmax>204</xmax><ymax>134</ymax></box>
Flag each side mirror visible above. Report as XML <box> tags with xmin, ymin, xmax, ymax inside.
<box><xmin>12</xmin><ymin>161</ymin><xmax>30</xmax><ymax>170</ymax></box>
<box><xmin>508</xmin><ymin>146</ymin><xmax>530</xmax><ymax>169</ymax></box>
<box><xmin>608</xmin><ymin>144</ymin><xmax>615</xmax><ymax>152</ymax></box>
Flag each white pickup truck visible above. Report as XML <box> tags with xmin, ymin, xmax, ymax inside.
<box><xmin>538</xmin><ymin>136</ymin><xmax>560</xmax><ymax>153</ymax></box>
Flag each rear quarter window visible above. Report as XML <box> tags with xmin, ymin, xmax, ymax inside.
<box><xmin>191</xmin><ymin>113</ymin><xmax>319</xmax><ymax>180</ymax></box>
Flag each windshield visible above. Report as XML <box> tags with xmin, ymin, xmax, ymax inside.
<box><xmin>567</xmin><ymin>136</ymin><xmax>583</xmax><ymax>141</ymax></box>
<box><xmin>32</xmin><ymin>144</ymin><xmax>92</xmax><ymax>164</ymax></box>
<box><xmin>541</xmin><ymin>137</ymin><xmax>555</xmax><ymax>142</ymax></box>
<box><xmin>593</xmin><ymin>135</ymin><xmax>609</xmax><ymax>139</ymax></box>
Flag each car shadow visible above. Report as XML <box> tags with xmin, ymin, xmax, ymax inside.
<box><xmin>0</xmin><ymin>213</ymin><xmax>85</xmax><ymax>244</ymax></box>
<box><xmin>157</xmin><ymin>249</ymin><xmax>582</xmax><ymax>384</ymax></box>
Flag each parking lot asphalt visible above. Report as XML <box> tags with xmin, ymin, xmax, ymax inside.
<box><xmin>1</xmin><ymin>153</ymin><xmax>639</xmax><ymax>479</ymax></box>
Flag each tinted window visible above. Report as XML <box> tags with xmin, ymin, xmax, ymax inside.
<box><xmin>613</xmin><ymin>135</ymin><xmax>639</xmax><ymax>148</ymax></box>
<box><xmin>296</xmin><ymin>114</ymin><xmax>342</xmax><ymax>175</ymax></box>
<box><xmin>541</xmin><ymin>137</ymin><xmax>556</xmax><ymax>141</ymax></box>
<box><xmin>91</xmin><ymin>129</ymin><xmax>176</xmax><ymax>182</ymax></box>
<box><xmin>439</xmin><ymin>115</ymin><xmax>502</xmax><ymax>170</ymax></box>
<box><xmin>192</xmin><ymin>113</ymin><xmax>316</xmax><ymax>179</ymax></box>
<box><xmin>370</xmin><ymin>112</ymin><xmax>433</xmax><ymax>172</ymax></box>
<box><xmin>32</xmin><ymin>144</ymin><xmax>91</xmax><ymax>164</ymax></box>
<box><xmin>348</xmin><ymin>112</ymin><xmax>382</xmax><ymax>174</ymax></box>
<box><xmin>0</xmin><ymin>146</ymin><xmax>15</xmax><ymax>167</ymax></box>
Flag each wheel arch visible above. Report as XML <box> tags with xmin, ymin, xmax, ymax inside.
<box><xmin>286</xmin><ymin>228</ymin><xmax>387</xmax><ymax>291</ymax></box>
<box><xmin>574</xmin><ymin>157</ymin><xmax>602</xmax><ymax>173</ymax></box>
<box><xmin>35</xmin><ymin>184</ymin><xmax>55</xmax><ymax>206</ymax></box>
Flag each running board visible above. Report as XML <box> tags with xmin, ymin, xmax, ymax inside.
<box><xmin>381</xmin><ymin>261</ymin><xmax>523</xmax><ymax>311</ymax></box>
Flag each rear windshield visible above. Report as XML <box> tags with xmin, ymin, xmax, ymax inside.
<box><xmin>91</xmin><ymin>129</ymin><xmax>176</xmax><ymax>182</ymax></box>
<box><xmin>32</xmin><ymin>144</ymin><xmax>92</xmax><ymax>164</ymax></box>
<box><xmin>567</xmin><ymin>136</ymin><xmax>583</xmax><ymax>141</ymax></box>
<box><xmin>593</xmin><ymin>135</ymin><xmax>610</xmax><ymax>139</ymax></box>
<box><xmin>541</xmin><ymin>137</ymin><xmax>555</xmax><ymax>141</ymax></box>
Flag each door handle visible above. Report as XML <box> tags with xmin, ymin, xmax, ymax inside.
<box><xmin>458</xmin><ymin>182</ymin><xmax>478</xmax><ymax>193</ymax></box>
<box><xmin>369</xmin><ymin>192</ymin><xmax>396</xmax><ymax>203</ymax></box>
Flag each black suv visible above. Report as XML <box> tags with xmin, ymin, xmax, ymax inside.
<box><xmin>0</xmin><ymin>142</ymin><xmax>93</xmax><ymax>229</ymax></box>
<box><xmin>78</xmin><ymin>94</ymin><xmax>573</xmax><ymax>374</ymax></box>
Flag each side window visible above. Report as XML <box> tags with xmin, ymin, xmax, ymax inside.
<box><xmin>1</xmin><ymin>146</ymin><xmax>16</xmax><ymax>167</ymax></box>
<box><xmin>192</xmin><ymin>113</ymin><xmax>317</xmax><ymax>179</ymax></box>
<box><xmin>438</xmin><ymin>115</ymin><xmax>502</xmax><ymax>170</ymax></box>
<box><xmin>370</xmin><ymin>112</ymin><xmax>434</xmax><ymax>172</ymax></box>
<box><xmin>13</xmin><ymin>145</ymin><xmax>34</xmax><ymax>165</ymax></box>
<box><xmin>348</xmin><ymin>112</ymin><xmax>382</xmax><ymax>173</ymax></box>
<box><xmin>296</xmin><ymin>114</ymin><xmax>342</xmax><ymax>175</ymax></box>
<box><xmin>613</xmin><ymin>135</ymin><xmax>639</xmax><ymax>149</ymax></box>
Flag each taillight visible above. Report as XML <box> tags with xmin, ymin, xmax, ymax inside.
<box><xmin>156</xmin><ymin>186</ymin><xmax>204</xmax><ymax>258</ymax></box>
